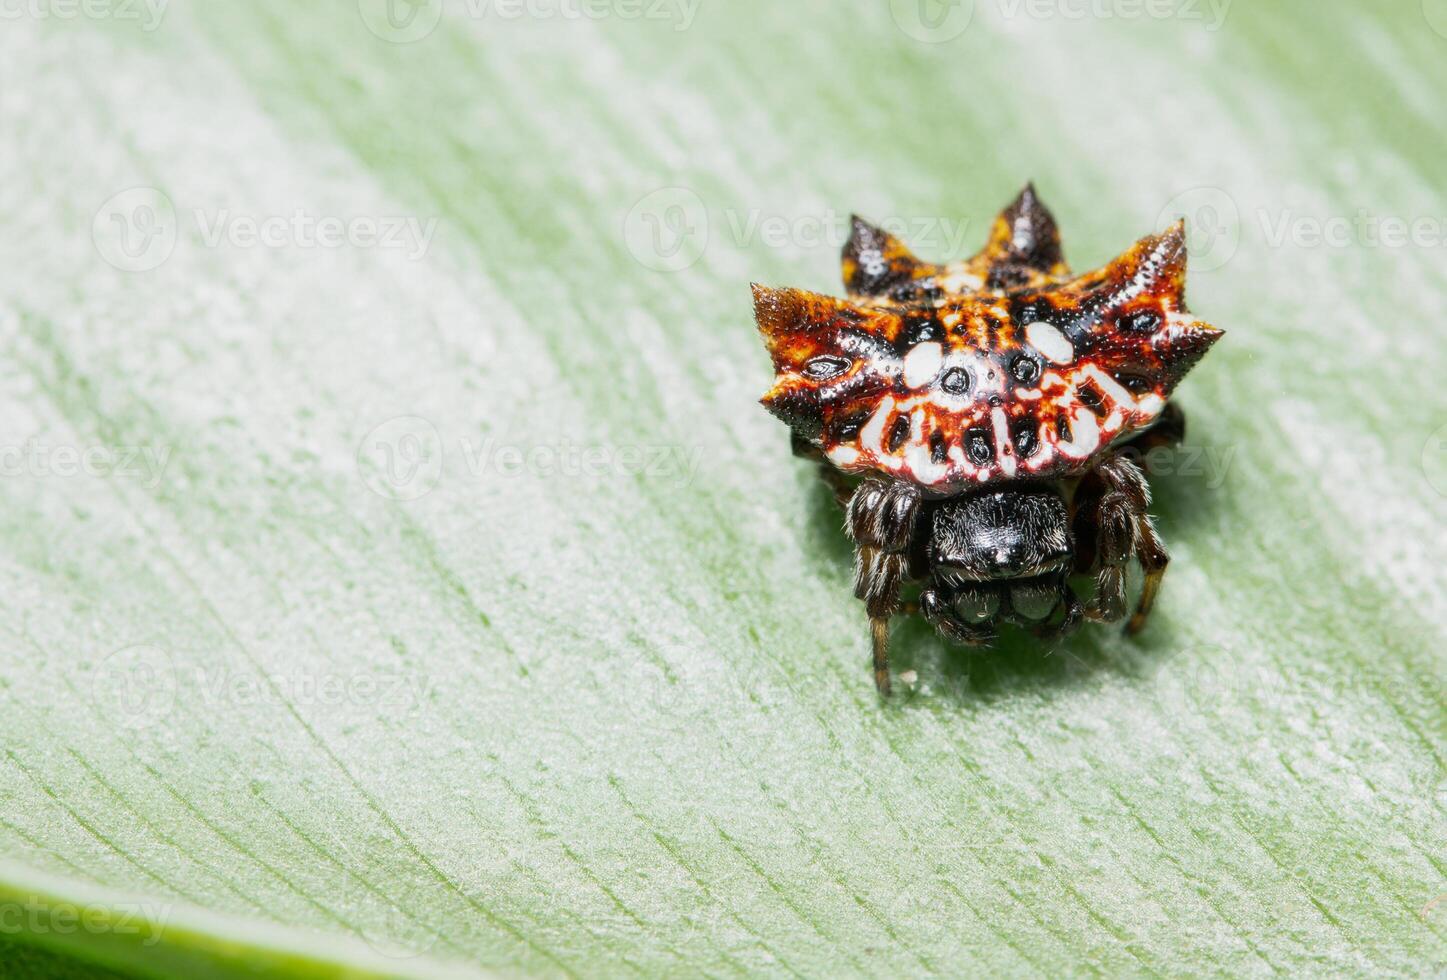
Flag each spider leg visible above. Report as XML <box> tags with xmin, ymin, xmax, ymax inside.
<box><xmin>855</xmin><ymin>545</ymin><xmax>906</xmax><ymax>695</ymax></box>
<box><xmin>869</xmin><ymin>617</ymin><xmax>893</xmax><ymax>696</ymax></box>
<box><xmin>1085</xmin><ymin>487</ymin><xmax>1136</xmax><ymax>624</ymax></box>
<box><xmin>1125</xmin><ymin>406</ymin><xmax>1183</xmax><ymax>631</ymax></box>
<box><xmin>1128</xmin><ymin>513</ymin><xmax>1170</xmax><ymax>635</ymax></box>
<box><xmin>847</xmin><ymin>479</ymin><xmax>923</xmax><ymax>695</ymax></box>
<box><xmin>1085</xmin><ymin>454</ymin><xmax>1170</xmax><ymax>631</ymax></box>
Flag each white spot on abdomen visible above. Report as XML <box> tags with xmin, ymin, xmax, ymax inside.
<box><xmin>860</xmin><ymin>396</ymin><xmax>895</xmax><ymax>455</ymax></box>
<box><xmin>990</xmin><ymin>406</ymin><xmax>1016</xmax><ymax>478</ymax></box>
<box><xmin>1025</xmin><ymin>321</ymin><xmax>1074</xmax><ymax>365</ymax></box>
<box><xmin>1056</xmin><ymin>409</ymin><xmax>1101</xmax><ymax>458</ymax></box>
<box><xmin>902</xmin><ymin>342</ymin><xmax>943</xmax><ymax>389</ymax></box>
<box><xmin>1082</xmin><ymin>364</ymin><xmax>1141</xmax><ymax>413</ymax></box>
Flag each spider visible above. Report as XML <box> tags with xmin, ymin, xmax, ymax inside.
<box><xmin>752</xmin><ymin>185</ymin><xmax>1223</xmax><ymax>695</ymax></box>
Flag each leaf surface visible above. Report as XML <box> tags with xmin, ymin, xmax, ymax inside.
<box><xmin>0</xmin><ymin>2</ymin><xmax>1443</xmax><ymax>976</ymax></box>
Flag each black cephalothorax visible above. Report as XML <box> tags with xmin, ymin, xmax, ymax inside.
<box><xmin>837</xmin><ymin>431</ymin><xmax>1174</xmax><ymax>695</ymax></box>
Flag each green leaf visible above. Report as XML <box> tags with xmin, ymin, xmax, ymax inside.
<box><xmin>1</xmin><ymin>2</ymin><xmax>1443</xmax><ymax>976</ymax></box>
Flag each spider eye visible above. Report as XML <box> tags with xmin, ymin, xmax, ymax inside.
<box><xmin>904</xmin><ymin>321</ymin><xmax>942</xmax><ymax>344</ymax></box>
<box><xmin>965</xmin><ymin>428</ymin><xmax>993</xmax><ymax>465</ymax></box>
<box><xmin>1012</xmin><ymin>421</ymin><xmax>1040</xmax><ymax>457</ymax></box>
<box><xmin>802</xmin><ymin>356</ymin><xmax>850</xmax><ymax>380</ymax></box>
<box><xmin>1010</xmin><ymin>354</ymin><xmax>1041</xmax><ymax>385</ymax></box>
<box><xmin>940</xmin><ymin>367</ymin><xmax>971</xmax><ymax>395</ymax></box>
<box><xmin>1120</xmin><ymin>309</ymin><xmax>1163</xmax><ymax>333</ymax></box>
<box><xmin>1111</xmin><ymin>369</ymin><xmax>1153</xmax><ymax>394</ymax></box>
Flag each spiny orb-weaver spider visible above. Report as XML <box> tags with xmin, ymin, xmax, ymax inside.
<box><xmin>752</xmin><ymin>185</ymin><xmax>1223</xmax><ymax>695</ymax></box>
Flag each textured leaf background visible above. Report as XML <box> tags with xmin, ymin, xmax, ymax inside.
<box><xmin>0</xmin><ymin>0</ymin><xmax>1444</xmax><ymax>976</ymax></box>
